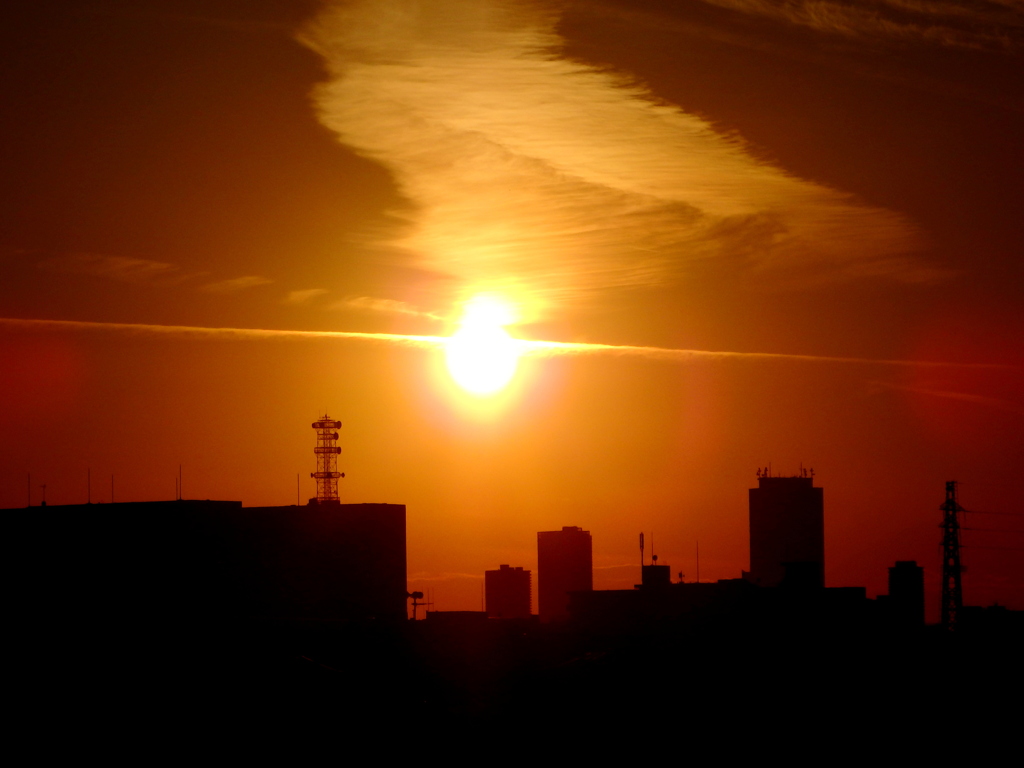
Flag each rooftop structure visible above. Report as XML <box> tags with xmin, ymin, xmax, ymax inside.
<box><xmin>311</xmin><ymin>415</ymin><xmax>343</xmax><ymax>503</ymax></box>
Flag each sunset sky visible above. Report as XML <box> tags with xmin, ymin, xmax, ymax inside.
<box><xmin>2</xmin><ymin>0</ymin><xmax>1022</xmax><ymax>617</ymax></box>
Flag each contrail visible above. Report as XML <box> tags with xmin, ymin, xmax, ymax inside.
<box><xmin>2</xmin><ymin>317</ymin><xmax>1018</xmax><ymax>370</ymax></box>
<box><xmin>0</xmin><ymin>317</ymin><xmax>444</xmax><ymax>348</ymax></box>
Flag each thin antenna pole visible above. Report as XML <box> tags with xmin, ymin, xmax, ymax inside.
<box><xmin>640</xmin><ymin>532</ymin><xmax>645</xmax><ymax>568</ymax></box>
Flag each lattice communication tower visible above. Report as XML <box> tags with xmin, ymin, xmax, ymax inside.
<box><xmin>311</xmin><ymin>415</ymin><xmax>343</xmax><ymax>503</ymax></box>
<box><xmin>940</xmin><ymin>480</ymin><xmax>964</xmax><ymax>631</ymax></box>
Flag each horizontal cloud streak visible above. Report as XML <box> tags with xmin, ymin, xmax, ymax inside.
<box><xmin>199</xmin><ymin>275</ymin><xmax>273</xmax><ymax>293</ymax></box>
<box><xmin>299</xmin><ymin>0</ymin><xmax>929</xmax><ymax>316</ymax></box>
<box><xmin>284</xmin><ymin>288</ymin><xmax>330</xmax><ymax>305</ymax></box>
<box><xmin>0</xmin><ymin>317</ymin><xmax>443</xmax><ymax>348</ymax></box>
<box><xmin>874</xmin><ymin>380</ymin><xmax>1024</xmax><ymax>415</ymax></box>
<box><xmin>693</xmin><ymin>0</ymin><xmax>1024</xmax><ymax>50</ymax></box>
<box><xmin>38</xmin><ymin>253</ymin><xmax>183</xmax><ymax>284</ymax></box>
<box><xmin>335</xmin><ymin>296</ymin><xmax>443</xmax><ymax>319</ymax></box>
<box><xmin>4</xmin><ymin>317</ymin><xmax>1016</xmax><ymax>370</ymax></box>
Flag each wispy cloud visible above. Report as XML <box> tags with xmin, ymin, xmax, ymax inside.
<box><xmin>692</xmin><ymin>0</ymin><xmax>1024</xmax><ymax>50</ymax></box>
<box><xmin>333</xmin><ymin>296</ymin><xmax>443</xmax><ymax>320</ymax></box>
<box><xmin>199</xmin><ymin>275</ymin><xmax>273</xmax><ymax>294</ymax></box>
<box><xmin>299</xmin><ymin>0</ymin><xmax>929</xmax><ymax>317</ymax></box>
<box><xmin>874</xmin><ymin>380</ymin><xmax>1024</xmax><ymax>415</ymax></box>
<box><xmin>284</xmin><ymin>288</ymin><xmax>330</xmax><ymax>305</ymax></box>
<box><xmin>38</xmin><ymin>253</ymin><xmax>183</xmax><ymax>284</ymax></box>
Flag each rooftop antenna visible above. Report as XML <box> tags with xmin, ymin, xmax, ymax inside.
<box><xmin>311</xmin><ymin>415</ymin><xmax>344</xmax><ymax>503</ymax></box>
<box><xmin>639</xmin><ymin>532</ymin><xmax>645</xmax><ymax>567</ymax></box>
<box><xmin>409</xmin><ymin>591</ymin><xmax>425</xmax><ymax>620</ymax></box>
<box><xmin>940</xmin><ymin>480</ymin><xmax>965</xmax><ymax>631</ymax></box>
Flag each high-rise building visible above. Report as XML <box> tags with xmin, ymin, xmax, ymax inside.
<box><xmin>745</xmin><ymin>474</ymin><xmax>824</xmax><ymax>588</ymax></box>
<box><xmin>485</xmin><ymin>564</ymin><xmax>532</xmax><ymax>618</ymax></box>
<box><xmin>537</xmin><ymin>526</ymin><xmax>593</xmax><ymax>622</ymax></box>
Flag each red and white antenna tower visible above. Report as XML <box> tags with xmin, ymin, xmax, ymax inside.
<box><xmin>311</xmin><ymin>415</ymin><xmax>343</xmax><ymax>504</ymax></box>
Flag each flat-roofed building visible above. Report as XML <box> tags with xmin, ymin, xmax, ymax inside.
<box><xmin>537</xmin><ymin>526</ymin><xmax>592</xmax><ymax>622</ymax></box>
<box><xmin>8</xmin><ymin>499</ymin><xmax>408</xmax><ymax>623</ymax></box>
<box><xmin>485</xmin><ymin>564</ymin><xmax>532</xmax><ymax>618</ymax></box>
<box><xmin>745</xmin><ymin>475</ymin><xmax>824</xmax><ymax>589</ymax></box>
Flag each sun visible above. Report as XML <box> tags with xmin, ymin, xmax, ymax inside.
<box><xmin>445</xmin><ymin>295</ymin><xmax>521</xmax><ymax>396</ymax></box>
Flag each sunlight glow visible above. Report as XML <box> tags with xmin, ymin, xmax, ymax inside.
<box><xmin>445</xmin><ymin>295</ymin><xmax>521</xmax><ymax>396</ymax></box>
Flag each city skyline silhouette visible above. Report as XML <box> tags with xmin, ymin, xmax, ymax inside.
<box><xmin>2</xmin><ymin>5</ymin><xmax>1023</xmax><ymax>727</ymax></box>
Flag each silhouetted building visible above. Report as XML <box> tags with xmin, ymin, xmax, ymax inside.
<box><xmin>424</xmin><ymin>610</ymin><xmax>489</xmax><ymax>628</ymax></box>
<box><xmin>887</xmin><ymin>560</ymin><xmax>925</xmax><ymax>628</ymax></box>
<box><xmin>538</xmin><ymin>526</ymin><xmax>592</xmax><ymax>622</ymax></box>
<box><xmin>639</xmin><ymin>563</ymin><xmax>671</xmax><ymax>590</ymax></box>
<box><xmin>485</xmin><ymin>564</ymin><xmax>531</xmax><ymax>618</ymax></box>
<box><xmin>744</xmin><ymin>475</ymin><xmax>824</xmax><ymax>588</ymax></box>
<box><xmin>9</xmin><ymin>499</ymin><xmax>408</xmax><ymax>624</ymax></box>
<box><xmin>570</xmin><ymin>578</ymin><xmax>761</xmax><ymax>636</ymax></box>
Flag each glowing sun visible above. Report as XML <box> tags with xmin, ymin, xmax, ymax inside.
<box><xmin>445</xmin><ymin>295</ymin><xmax>521</xmax><ymax>396</ymax></box>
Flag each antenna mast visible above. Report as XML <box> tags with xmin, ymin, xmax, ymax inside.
<box><xmin>940</xmin><ymin>480</ymin><xmax>964</xmax><ymax>631</ymax></box>
<box><xmin>311</xmin><ymin>415</ymin><xmax>343</xmax><ymax>504</ymax></box>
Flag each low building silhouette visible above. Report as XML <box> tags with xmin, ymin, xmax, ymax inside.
<box><xmin>883</xmin><ymin>560</ymin><xmax>925</xmax><ymax>629</ymax></box>
<box><xmin>9</xmin><ymin>499</ymin><xmax>407</xmax><ymax>624</ymax></box>
<box><xmin>485</xmin><ymin>564</ymin><xmax>531</xmax><ymax>618</ymax></box>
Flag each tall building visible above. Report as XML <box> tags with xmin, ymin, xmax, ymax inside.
<box><xmin>537</xmin><ymin>526</ymin><xmax>593</xmax><ymax>622</ymax></box>
<box><xmin>745</xmin><ymin>474</ymin><xmax>824</xmax><ymax>588</ymax></box>
<box><xmin>485</xmin><ymin>564</ymin><xmax>532</xmax><ymax>618</ymax></box>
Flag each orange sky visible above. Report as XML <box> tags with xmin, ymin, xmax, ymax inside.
<box><xmin>2</xmin><ymin>0</ymin><xmax>1023</xmax><ymax>618</ymax></box>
